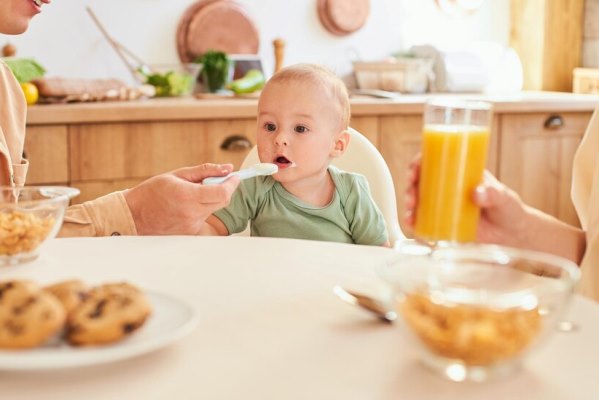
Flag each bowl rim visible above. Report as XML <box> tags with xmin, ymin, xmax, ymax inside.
<box><xmin>0</xmin><ymin>185</ymin><xmax>80</xmax><ymax>205</ymax></box>
<box><xmin>381</xmin><ymin>241</ymin><xmax>581</xmax><ymax>293</ymax></box>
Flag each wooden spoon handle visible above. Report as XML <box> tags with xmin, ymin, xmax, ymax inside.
<box><xmin>273</xmin><ymin>38</ymin><xmax>286</xmax><ymax>74</ymax></box>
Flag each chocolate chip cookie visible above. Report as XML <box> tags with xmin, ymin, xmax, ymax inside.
<box><xmin>45</xmin><ymin>279</ymin><xmax>89</xmax><ymax>315</ymax></box>
<box><xmin>66</xmin><ymin>282</ymin><xmax>152</xmax><ymax>346</ymax></box>
<box><xmin>0</xmin><ymin>280</ymin><xmax>66</xmax><ymax>349</ymax></box>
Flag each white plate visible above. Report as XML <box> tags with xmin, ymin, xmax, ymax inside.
<box><xmin>0</xmin><ymin>291</ymin><xmax>198</xmax><ymax>371</ymax></box>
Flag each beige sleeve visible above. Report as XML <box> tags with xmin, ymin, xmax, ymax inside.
<box><xmin>572</xmin><ymin>106</ymin><xmax>599</xmax><ymax>301</ymax></box>
<box><xmin>0</xmin><ymin>60</ymin><xmax>27</xmax><ymax>185</ymax></box>
<box><xmin>58</xmin><ymin>191</ymin><xmax>138</xmax><ymax>237</ymax></box>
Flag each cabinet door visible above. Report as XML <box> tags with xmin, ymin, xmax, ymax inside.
<box><xmin>69</xmin><ymin>119</ymin><xmax>256</xmax><ymax>181</ymax></box>
<box><xmin>350</xmin><ymin>116</ymin><xmax>379</xmax><ymax>146</ymax></box>
<box><xmin>499</xmin><ymin>112</ymin><xmax>592</xmax><ymax>226</ymax></box>
<box><xmin>68</xmin><ymin>119</ymin><xmax>256</xmax><ymax>202</ymax></box>
<box><xmin>24</xmin><ymin>125</ymin><xmax>69</xmax><ymax>184</ymax></box>
<box><xmin>379</xmin><ymin>115</ymin><xmax>423</xmax><ymax>235</ymax></box>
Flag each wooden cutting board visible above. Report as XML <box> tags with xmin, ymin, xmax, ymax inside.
<box><xmin>317</xmin><ymin>0</ymin><xmax>370</xmax><ymax>36</ymax></box>
<box><xmin>177</xmin><ymin>0</ymin><xmax>260</xmax><ymax>63</ymax></box>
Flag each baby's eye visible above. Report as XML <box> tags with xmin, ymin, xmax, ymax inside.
<box><xmin>264</xmin><ymin>123</ymin><xmax>277</xmax><ymax>132</ymax></box>
<box><xmin>294</xmin><ymin>125</ymin><xmax>308</xmax><ymax>133</ymax></box>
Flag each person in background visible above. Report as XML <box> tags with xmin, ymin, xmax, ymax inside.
<box><xmin>0</xmin><ymin>0</ymin><xmax>240</xmax><ymax>236</ymax></box>
<box><xmin>200</xmin><ymin>64</ymin><xmax>390</xmax><ymax>246</ymax></box>
<box><xmin>404</xmin><ymin>107</ymin><xmax>599</xmax><ymax>301</ymax></box>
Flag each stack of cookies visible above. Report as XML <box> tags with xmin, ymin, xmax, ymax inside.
<box><xmin>0</xmin><ymin>280</ymin><xmax>152</xmax><ymax>349</ymax></box>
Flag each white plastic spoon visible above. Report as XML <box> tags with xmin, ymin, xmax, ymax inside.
<box><xmin>202</xmin><ymin>163</ymin><xmax>279</xmax><ymax>185</ymax></box>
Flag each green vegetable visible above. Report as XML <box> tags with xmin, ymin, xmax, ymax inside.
<box><xmin>228</xmin><ymin>69</ymin><xmax>265</xmax><ymax>94</ymax></box>
<box><xmin>2</xmin><ymin>58</ymin><xmax>46</xmax><ymax>83</ymax></box>
<box><xmin>195</xmin><ymin>50</ymin><xmax>230</xmax><ymax>93</ymax></box>
<box><xmin>141</xmin><ymin>68</ymin><xmax>194</xmax><ymax>97</ymax></box>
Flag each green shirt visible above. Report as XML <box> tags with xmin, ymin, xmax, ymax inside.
<box><xmin>214</xmin><ymin>166</ymin><xmax>388</xmax><ymax>245</ymax></box>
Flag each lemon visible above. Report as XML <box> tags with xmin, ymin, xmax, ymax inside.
<box><xmin>20</xmin><ymin>82</ymin><xmax>39</xmax><ymax>105</ymax></box>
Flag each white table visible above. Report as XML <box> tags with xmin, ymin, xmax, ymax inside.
<box><xmin>1</xmin><ymin>236</ymin><xmax>598</xmax><ymax>400</ymax></box>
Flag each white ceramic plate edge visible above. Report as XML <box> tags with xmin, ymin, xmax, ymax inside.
<box><xmin>0</xmin><ymin>291</ymin><xmax>199</xmax><ymax>371</ymax></box>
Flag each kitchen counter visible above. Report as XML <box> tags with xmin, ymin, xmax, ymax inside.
<box><xmin>26</xmin><ymin>91</ymin><xmax>599</xmax><ymax>125</ymax></box>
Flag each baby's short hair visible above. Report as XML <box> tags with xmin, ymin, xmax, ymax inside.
<box><xmin>267</xmin><ymin>64</ymin><xmax>350</xmax><ymax>131</ymax></box>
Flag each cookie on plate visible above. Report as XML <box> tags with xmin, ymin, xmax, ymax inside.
<box><xmin>45</xmin><ymin>279</ymin><xmax>90</xmax><ymax>315</ymax></box>
<box><xmin>0</xmin><ymin>280</ymin><xmax>66</xmax><ymax>349</ymax></box>
<box><xmin>66</xmin><ymin>282</ymin><xmax>152</xmax><ymax>346</ymax></box>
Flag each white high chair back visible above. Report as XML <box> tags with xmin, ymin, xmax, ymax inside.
<box><xmin>239</xmin><ymin>127</ymin><xmax>405</xmax><ymax>244</ymax></box>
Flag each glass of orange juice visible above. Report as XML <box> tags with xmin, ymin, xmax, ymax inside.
<box><xmin>414</xmin><ymin>99</ymin><xmax>492</xmax><ymax>243</ymax></box>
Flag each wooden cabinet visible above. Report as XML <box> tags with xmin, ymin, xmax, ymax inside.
<box><xmin>32</xmin><ymin>118</ymin><xmax>257</xmax><ymax>204</ymax></box>
<box><xmin>24</xmin><ymin>97</ymin><xmax>597</xmax><ymax>225</ymax></box>
<box><xmin>510</xmin><ymin>0</ymin><xmax>585</xmax><ymax>91</ymax></box>
<box><xmin>24</xmin><ymin>125</ymin><xmax>69</xmax><ymax>185</ymax></box>
<box><xmin>350</xmin><ymin>116</ymin><xmax>379</xmax><ymax>146</ymax></box>
<box><xmin>498</xmin><ymin>112</ymin><xmax>592</xmax><ymax>226</ymax></box>
<box><xmin>379</xmin><ymin>115</ymin><xmax>422</xmax><ymax>234</ymax></box>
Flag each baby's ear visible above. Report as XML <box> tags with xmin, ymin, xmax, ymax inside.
<box><xmin>330</xmin><ymin>129</ymin><xmax>350</xmax><ymax>158</ymax></box>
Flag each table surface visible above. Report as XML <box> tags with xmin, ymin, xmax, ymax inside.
<box><xmin>1</xmin><ymin>236</ymin><xmax>598</xmax><ymax>400</ymax></box>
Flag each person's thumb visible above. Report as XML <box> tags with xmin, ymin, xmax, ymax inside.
<box><xmin>474</xmin><ymin>181</ymin><xmax>520</xmax><ymax>217</ymax></box>
<box><xmin>474</xmin><ymin>184</ymin><xmax>494</xmax><ymax>207</ymax></box>
<box><xmin>174</xmin><ymin>163</ymin><xmax>234</xmax><ymax>182</ymax></box>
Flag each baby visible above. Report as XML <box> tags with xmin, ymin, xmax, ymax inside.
<box><xmin>201</xmin><ymin>63</ymin><xmax>389</xmax><ymax>246</ymax></box>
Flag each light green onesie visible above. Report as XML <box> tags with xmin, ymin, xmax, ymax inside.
<box><xmin>214</xmin><ymin>166</ymin><xmax>388</xmax><ymax>245</ymax></box>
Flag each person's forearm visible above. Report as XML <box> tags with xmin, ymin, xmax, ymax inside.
<box><xmin>522</xmin><ymin>205</ymin><xmax>586</xmax><ymax>264</ymax></box>
<box><xmin>60</xmin><ymin>192</ymin><xmax>137</xmax><ymax>237</ymax></box>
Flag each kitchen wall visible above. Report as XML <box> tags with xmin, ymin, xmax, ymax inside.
<box><xmin>1</xmin><ymin>0</ymin><xmax>509</xmax><ymax>85</ymax></box>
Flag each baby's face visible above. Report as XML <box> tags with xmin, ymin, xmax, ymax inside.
<box><xmin>256</xmin><ymin>80</ymin><xmax>343</xmax><ymax>184</ymax></box>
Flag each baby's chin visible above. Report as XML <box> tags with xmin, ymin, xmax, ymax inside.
<box><xmin>270</xmin><ymin>171</ymin><xmax>295</xmax><ymax>184</ymax></box>
<box><xmin>270</xmin><ymin>173</ymin><xmax>284</xmax><ymax>182</ymax></box>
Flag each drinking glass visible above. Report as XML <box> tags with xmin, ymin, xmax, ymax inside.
<box><xmin>414</xmin><ymin>99</ymin><xmax>492</xmax><ymax>243</ymax></box>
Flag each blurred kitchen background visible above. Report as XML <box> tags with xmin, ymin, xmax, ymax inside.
<box><xmin>7</xmin><ymin>0</ymin><xmax>599</xmax><ymax>231</ymax></box>
<box><xmin>2</xmin><ymin>0</ymin><xmax>511</xmax><ymax>84</ymax></box>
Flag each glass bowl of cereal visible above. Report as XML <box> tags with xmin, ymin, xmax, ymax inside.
<box><xmin>0</xmin><ymin>186</ymin><xmax>79</xmax><ymax>265</ymax></box>
<box><xmin>378</xmin><ymin>243</ymin><xmax>580</xmax><ymax>382</ymax></box>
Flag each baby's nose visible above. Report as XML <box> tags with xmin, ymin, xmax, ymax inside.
<box><xmin>274</xmin><ymin>131</ymin><xmax>289</xmax><ymax>146</ymax></box>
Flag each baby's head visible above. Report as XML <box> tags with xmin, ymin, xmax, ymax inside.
<box><xmin>257</xmin><ymin>64</ymin><xmax>351</xmax><ymax>183</ymax></box>
<box><xmin>263</xmin><ymin>64</ymin><xmax>350</xmax><ymax>132</ymax></box>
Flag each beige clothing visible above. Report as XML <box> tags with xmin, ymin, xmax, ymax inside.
<box><xmin>0</xmin><ymin>60</ymin><xmax>28</xmax><ymax>186</ymax></box>
<box><xmin>0</xmin><ymin>60</ymin><xmax>137</xmax><ymax>237</ymax></box>
<box><xmin>572</xmin><ymin>106</ymin><xmax>599</xmax><ymax>301</ymax></box>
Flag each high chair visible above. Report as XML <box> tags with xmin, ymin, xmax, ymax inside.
<box><xmin>239</xmin><ymin>128</ymin><xmax>405</xmax><ymax>244</ymax></box>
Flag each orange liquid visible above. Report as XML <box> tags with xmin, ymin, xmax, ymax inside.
<box><xmin>414</xmin><ymin>124</ymin><xmax>490</xmax><ymax>242</ymax></box>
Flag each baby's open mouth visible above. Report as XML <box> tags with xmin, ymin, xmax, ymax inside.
<box><xmin>33</xmin><ymin>0</ymin><xmax>42</xmax><ymax>7</ymax></box>
<box><xmin>274</xmin><ymin>156</ymin><xmax>295</xmax><ymax>169</ymax></box>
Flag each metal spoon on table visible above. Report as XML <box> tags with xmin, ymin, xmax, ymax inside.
<box><xmin>333</xmin><ymin>286</ymin><xmax>579</xmax><ymax>332</ymax></box>
<box><xmin>333</xmin><ymin>286</ymin><xmax>396</xmax><ymax>323</ymax></box>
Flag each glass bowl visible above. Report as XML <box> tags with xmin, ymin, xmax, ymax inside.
<box><xmin>142</xmin><ymin>63</ymin><xmax>202</xmax><ymax>97</ymax></box>
<box><xmin>378</xmin><ymin>243</ymin><xmax>580</xmax><ymax>382</ymax></box>
<box><xmin>0</xmin><ymin>186</ymin><xmax>79</xmax><ymax>265</ymax></box>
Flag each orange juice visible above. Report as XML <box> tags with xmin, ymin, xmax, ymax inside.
<box><xmin>414</xmin><ymin>124</ymin><xmax>490</xmax><ymax>242</ymax></box>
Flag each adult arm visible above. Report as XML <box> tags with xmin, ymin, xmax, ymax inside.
<box><xmin>58</xmin><ymin>163</ymin><xmax>239</xmax><ymax>237</ymax></box>
<box><xmin>474</xmin><ymin>173</ymin><xmax>586</xmax><ymax>264</ymax></box>
<box><xmin>404</xmin><ymin>157</ymin><xmax>586</xmax><ymax>263</ymax></box>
